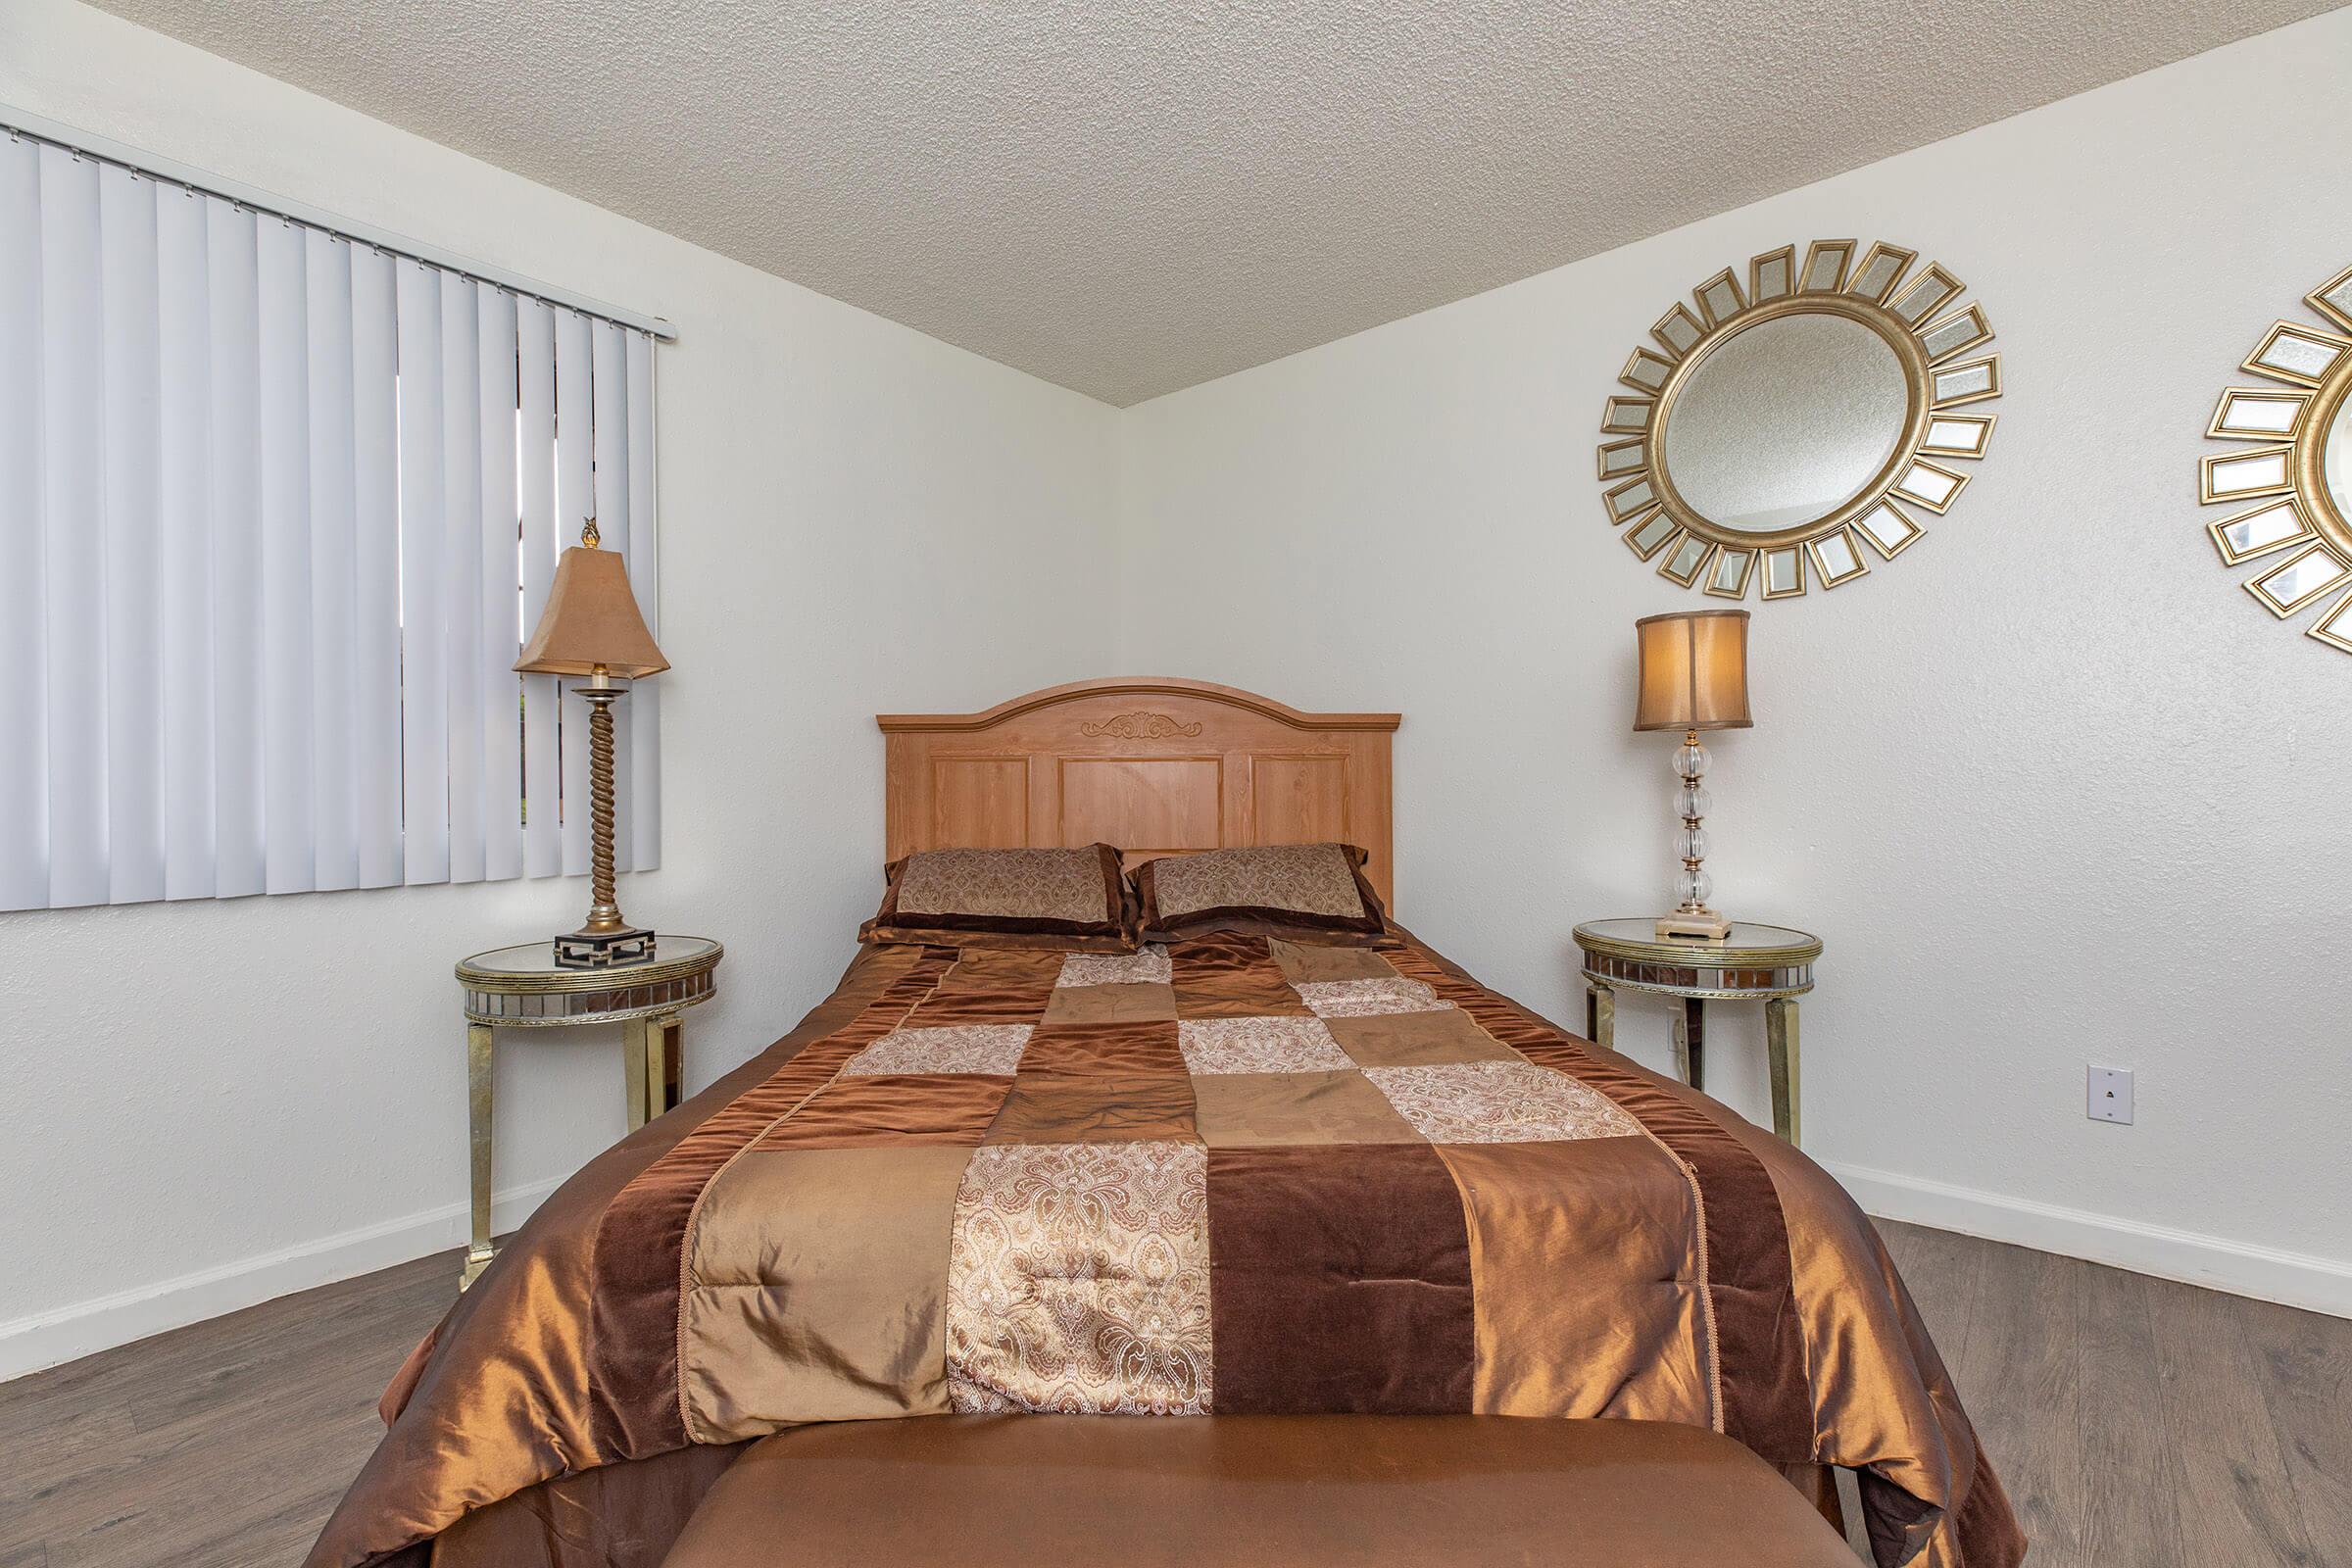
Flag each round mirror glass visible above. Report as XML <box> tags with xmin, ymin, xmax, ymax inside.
<box><xmin>1660</xmin><ymin>313</ymin><xmax>1910</xmax><ymax>535</ymax></box>
<box><xmin>2325</xmin><ymin>388</ymin><xmax>2352</xmax><ymax>526</ymax></box>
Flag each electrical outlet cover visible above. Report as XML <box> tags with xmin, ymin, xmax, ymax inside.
<box><xmin>2087</xmin><ymin>1065</ymin><xmax>2134</xmax><ymax>1124</ymax></box>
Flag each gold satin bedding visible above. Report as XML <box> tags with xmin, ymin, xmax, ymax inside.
<box><xmin>308</xmin><ymin>931</ymin><xmax>2023</xmax><ymax>1568</ymax></box>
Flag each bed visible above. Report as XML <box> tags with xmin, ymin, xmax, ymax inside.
<box><xmin>306</xmin><ymin>678</ymin><xmax>2022</xmax><ymax>1568</ymax></box>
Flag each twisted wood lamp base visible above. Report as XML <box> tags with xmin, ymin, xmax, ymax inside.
<box><xmin>555</xmin><ymin>681</ymin><xmax>654</xmax><ymax>968</ymax></box>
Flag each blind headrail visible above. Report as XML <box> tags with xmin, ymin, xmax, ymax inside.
<box><xmin>0</xmin><ymin>100</ymin><xmax>677</xmax><ymax>342</ymax></box>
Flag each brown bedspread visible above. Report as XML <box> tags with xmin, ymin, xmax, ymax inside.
<box><xmin>309</xmin><ymin>931</ymin><xmax>2023</xmax><ymax>1568</ymax></box>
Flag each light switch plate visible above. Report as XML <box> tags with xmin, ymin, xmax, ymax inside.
<box><xmin>2087</xmin><ymin>1066</ymin><xmax>2134</xmax><ymax>1124</ymax></box>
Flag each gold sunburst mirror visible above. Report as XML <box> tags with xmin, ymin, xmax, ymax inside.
<box><xmin>1596</xmin><ymin>240</ymin><xmax>2001</xmax><ymax>600</ymax></box>
<box><xmin>2196</xmin><ymin>263</ymin><xmax>2352</xmax><ymax>656</ymax></box>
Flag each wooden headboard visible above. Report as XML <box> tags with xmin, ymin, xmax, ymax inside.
<box><xmin>878</xmin><ymin>678</ymin><xmax>1402</xmax><ymax>907</ymax></box>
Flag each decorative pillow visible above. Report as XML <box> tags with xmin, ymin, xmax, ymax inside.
<box><xmin>1133</xmin><ymin>843</ymin><xmax>1390</xmax><ymax>945</ymax></box>
<box><xmin>860</xmin><ymin>845</ymin><xmax>1140</xmax><ymax>951</ymax></box>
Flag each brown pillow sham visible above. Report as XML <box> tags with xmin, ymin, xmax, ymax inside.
<box><xmin>1133</xmin><ymin>842</ymin><xmax>1390</xmax><ymax>945</ymax></box>
<box><xmin>859</xmin><ymin>844</ymin><xmax>1141</xmax><ymax>952</ymax></box>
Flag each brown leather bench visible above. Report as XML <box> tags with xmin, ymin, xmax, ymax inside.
<box><xmin>662</xmin><ymin>1415</ymin><xmax>1856</xmax><ymax>1566</ymax></box>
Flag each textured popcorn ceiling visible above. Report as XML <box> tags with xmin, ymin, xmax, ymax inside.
<box><xmin>89</xmin><ymin>0</ymin><xmax>2336</xmax><ymax>405</ymax></box>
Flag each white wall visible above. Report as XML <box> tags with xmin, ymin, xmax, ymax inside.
<box><xmin>0</xmin><ymin>0</ymin><xmax>1119</xmax><ymax>1375</ymax></box>
<box><xmin>1116</xmin><ymin>9</ymin><xmax>2352</xmax><ymax>1313</ymax></box>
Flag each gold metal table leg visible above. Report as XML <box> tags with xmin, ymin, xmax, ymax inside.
<box><xmin>1676</xmin><ymin>998</ymin><xmax>1706</xmax><ymax>1091</ymax></box>
<box><xmin>463</xmin><ymin>1023</ymin><xmax>495</xmax><ymax>1290</ymax></box>
<box><xmin>1588</xmin><ymin>982</ymin><xmax>1615</xmax><ymax>1050</ymax></box>
<box><xmin>624</xmin><ymin>1017</ymin><xmax>654</xmax><ymax>1131</ymax></box>
<box><xmin>656</xmin><ymin>1013</ymin><xmax>684</xmax><ymax>1116</ymax></box>
<box><xmin>1766</xmin><ymin>997</ymin><xmax>1800</xmax><ymax>1146</ymax></box>
<box><xmin>623</xmin><ymin>1013</ymin><xmax>685</xmax><ymax>1130</ymax></box>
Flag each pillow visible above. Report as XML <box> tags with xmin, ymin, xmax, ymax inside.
<box><xmin>1133</xmin><ymin>843</ymin><xmax>1390</xmax><ymax>945</ymax></box>
<box><xmin>859</xmin><ymin>844</ymin><xmax>1140</xmax><ymax>951</ymax></box>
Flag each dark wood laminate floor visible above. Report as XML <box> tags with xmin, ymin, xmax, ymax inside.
<box><xmin>0</xmin><ymin>1250</ymin><xmax>454</xmax><ymax>1568</ymax></box>
<box><xmin>3</xmin><ymin>1222</ymin><xmax>2345</xmax><ymax>1567</ymax></box>
<box><xmin>1873</xmin><ymin>1221</ymin><xmax>2347</xmax><ymax>1568</ymax></box>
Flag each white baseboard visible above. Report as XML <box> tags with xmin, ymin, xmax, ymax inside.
<box><xmin>1825</xmin><ymin>1159</ymin><xmax>2352</xmax><ymax>1320</ymax></box>
<box><xmin>0</xmin><ymin>1176</ymin><xmax>564</xmax><ymax>1383</ymax></box>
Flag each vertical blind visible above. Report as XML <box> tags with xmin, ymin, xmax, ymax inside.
<box><xmin>0</xmin><ymin>130</ymin><xmax>662</xmax><ymax>912</ymax></box>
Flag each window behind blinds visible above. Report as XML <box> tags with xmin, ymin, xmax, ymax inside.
<box><xmin>0</xmin><ymin>130</ymin><xmax>661</xmax><ymax>911</ymax></box>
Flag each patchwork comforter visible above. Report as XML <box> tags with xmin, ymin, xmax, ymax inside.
<box><xmin>309</xmin><ymin>931</ymin><xmax>2024</xmax><ymax>1568</ymax></box>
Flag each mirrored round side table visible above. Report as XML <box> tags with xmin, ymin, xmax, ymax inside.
<box><xmin>455</xmin><ymin>937</ymin><xmax>722</xmax><ymax>1288</ymax></box>
<box><xmin>1571</xmin><ymin>919</ymin><xmax>1819</xmax><ymax>1146</ymax></box>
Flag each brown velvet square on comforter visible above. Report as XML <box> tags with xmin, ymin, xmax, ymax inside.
<box><xmin>308</xmin><ymin>931</ymin><xmax>2022</xmax><ymax>1568</ymax></box>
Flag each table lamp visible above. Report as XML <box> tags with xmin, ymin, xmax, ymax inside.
<box><xmin>1633</xmin><ymin>610</ymin><xmax>1751</xmax><ymax>942</ymax></box>
<box><xmin>515</xmin><ymin>519</ymin><xmax>668</xmax><ymax>967</ymax></box>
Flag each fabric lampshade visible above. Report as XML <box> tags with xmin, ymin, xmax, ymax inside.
<box><xmin>1633</xmin><ymin>610</ymin><xmax>1751</xmax><ymax>732</ymax></box>
<box><xmin>514</xmin><ymin>539</ymin><xmax>669</xmax><ymax>679</ymax></box>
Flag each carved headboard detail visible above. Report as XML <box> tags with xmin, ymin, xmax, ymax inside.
<box><xmin>878</xmin><ymin>678</ymin><xmax>1401</xmax><ymax>908</ymax></box>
